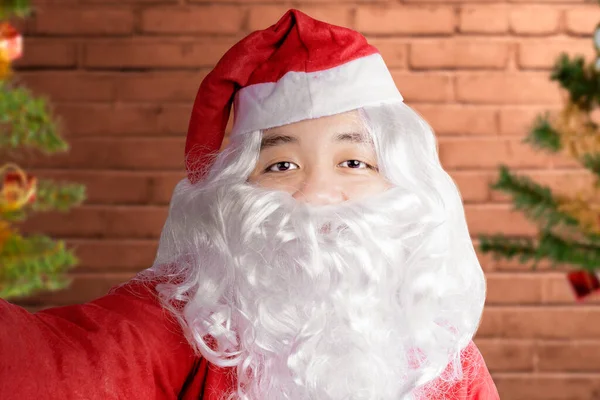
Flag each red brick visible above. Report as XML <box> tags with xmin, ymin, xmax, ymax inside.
<box><xmin>507</xmin><ymin>0</ymin><xmax>581</xmax><ymax>2</ymax></box>
<box><xmin>518</xmin><ymin>38</ymin><xmax>594</xmax><ymax>69</ymax></box>
<box><xmin>15</xmin><ymin>273</ymin><xmax>136</xmax><ymax>306</ymax></box>
<box><xmin>438</xmin><ymin>137</ymin><xmax>578</xmax><ymax>169</ymax></box>
<box><xmin>475</xmin><ymin>339</ymin><xmax>535</xmax><ymax>372</ymax></box>
<box><xmin>356</xmin><ymin>6</ymin><xmax>455</xmax><ymax>35</ymax></box>
<box><xmin>17</xmin><ymin>72</ymin><xmax>116</xmax><ymax>101</ymax></box>
<box><xmin>509</xmin><ymin>6</ymin><xmax>561</xmax><ymax>35</ymax></box>
<box><xmin>31</xmin><ymin>7</ymin><xmax>135</xmax><ymax>35</ymax></box>
<box><xmin>459</xmin><ymin>5</ymin><xmax>509</xmax><ymax>34</ymax></box>
<box><xmin>391</xmin><ymin>71</ymin><xmax>453</xmax><ymax>103</ymax></box>
<box><xmin>66</xmin><ymin>239</ymin><xmax>159</xmax><ymax>272</ymax></box>
<box><xmin>28</xmin><ymin>169</ymin><xmax>184</xmax><ymax>205</ymax></box>
<box><xmin>538</xmin><ymin>341</ymin><xmax>600</xmax><ymax>371</ymax></box>
<box><xmin>464</xmin><ymin>204</ymin><xmax>537</xmax><ymax>236</ymax></box>
<box><xmin>498</xmin><ymin>106</ymin><xmax>561</xmax><ymax>136</ymax></box>
<box><xmin>248</xmin><ymin>6</ymin><xmax>353</xmax><ymax>31</ymax></box>
<box><xmin>19</xmin><ymin>205</ymin><xmax>168</xmax><ymax>239</ymax></box>
<box><xmin>410</xmin><ymin>39</ymin><xmax>509</xmax><ymax>69</ymax></box>
<box><xmin>447</xmin><ymin>171</ymin><xmax>497</xmax><ymax>203</ymax></box>
<box><xmin>54</xmin><ymin>103</ymin><xmax>191</xmax><ymax>137</ymax></box>
<box><xmin>474</xmin><ymin>246</ymin><xmax>497</xmax><ymax>273</ymax></box>
<box><xmin>83</xmin><ymin>38</ymin><xmax>238</xmax><ymax>69</ymax></box>
<box><xmin>542</xmin><ymin>274</ymin><xmax>600</xmax><ymax>305</ymax></box>
<box><xmin>81</xmin><ymin>0</ymin><xmax>176</xmax><ymax>3</ymax></box>
<box><xmin>455</xmin><ymin>72</ymin><xmax>562</xmax><ymax>105</ymax></box>
<box><xmin>13</xmin><ymin>38</ymin><xmax>78</xmax><ymax>68</ymax></box>
<box><xmin>34</xmin><ymin>0</ymin><xmax>80</xmax><ymax>3</ymax></box>
<box><xmin>478</xmin><ymin>306</ymin><xmax>600</xmax><ymax>339</ymax></box>
<box><xmin>114</xmin><ymin>71</ymin><xmax>209</xmax><ymax>102</ymax></box>
<box><xmin>19</xmin><ymin>137</ymin><xmax>185</xmax><ymax>170</ymax></box>
<box><xmin>190</xmin><ymin>0</ymin><xmax>383</xmax><ymax>3</ymax></box>
<box><xmin>10</xmin><ymin>17</ymin><xmax>34</xmax><ymax>36</ymax></box>
<box><xmin>410</xmin><ymin>104</ymin><xmax>498</xmax><ymax>136</ymax></box>
<box><xmin>141</xmin><ymin>6</ymin><xmax>245</xmax><ymax>34</ymax></box>
<box><xmin>565</xmin><ymin>6</ymin><xmax>600</xmax><ymax>35</ymax></box>
<box><xmin>486</xmin><ymin>273</ymin><xmax>543</xmax><ymax>305</ymax></box>
<box><xmin>368</xmin><ymin>38</ymin><xmax>408</xmax><ymax>68</ymax></box>
<box><xmin>485</xmin><ymin>253</ymin><xmax>567</xmax><ymax>273</ymax></box>
<box><xmin>493</xmin><ymin>374</ymin><xmax>600</xmax><ymax>400</ymax></box>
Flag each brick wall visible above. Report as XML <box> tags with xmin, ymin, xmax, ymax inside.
<box><xmin>10</xmin><ymin>0</ymin><xmax>600</xmax><ymax>398</ymax></box>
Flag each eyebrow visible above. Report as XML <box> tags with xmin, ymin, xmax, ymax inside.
<box><xmin>260</xmin><ymin>131</ymin><xmax>372</xmax><ymax>151</ymax></box>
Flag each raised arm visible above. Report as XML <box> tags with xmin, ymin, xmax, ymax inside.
<box><xmin>0</xmin><ymin>281</ymin><xmax>201</xmax><ymax>399</ymax></box>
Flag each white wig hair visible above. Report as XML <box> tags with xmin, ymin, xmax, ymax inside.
<box><xmin>138</xmin><ymin>102</ymin><xmax>487</xmax><ymax>399</ymax></box>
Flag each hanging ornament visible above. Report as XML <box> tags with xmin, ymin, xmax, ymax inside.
<box><xmin>0</xmin><ymin>22</ymin><xmax>22</xmax><ymax>80</ymax></box>
<box><xmin>0</xmin><ymin>22</ymin><xmax>22</xmax><ymax>62</ymax></box>
<box><xmin>567</xmin><ymin>270</ymin><xmax>600</xmax><ymax>301</ymax></box>
<box><xmin>0</xmin><ymin>163</ymin><xmax>37</xmax><ymax>213</ymax></box>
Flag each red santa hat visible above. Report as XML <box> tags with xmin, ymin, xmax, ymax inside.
<box><xmin>185</xmin><ymin>9</ymin><xmax>403</xmax><ymax>184</ymax></box>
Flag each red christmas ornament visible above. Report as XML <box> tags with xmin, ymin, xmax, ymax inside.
<box><xmin>567</xmin><ymin>270</ymin><xmax>600</xmax><ymax>301</ymax></box>
<box><xmin>0</xmin><ymin>22</ymin><xmax>23</xmax><ymax>61</ymax></box>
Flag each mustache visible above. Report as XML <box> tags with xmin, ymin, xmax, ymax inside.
<box><xmin>210</xmin><ymin>182</ymin><xmax>445</xmax><ymax>246</ymax></box>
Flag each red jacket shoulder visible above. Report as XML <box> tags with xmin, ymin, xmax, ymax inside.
<box><xmin>0</xmin><ymin>280</ymin><xmax>201</xmax><ymax>399</ymax></box>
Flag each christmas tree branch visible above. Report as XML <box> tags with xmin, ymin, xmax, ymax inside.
<box><xmin>492</xmin><ymin>165</ymin><xmax>580</xmax><ymax>230</ymax></box>
<box><xmin>32</xmin><ymin>179</ymin><xmax>86</xmax><ymax>212</ymax></box>
<box><xmin>0</xmin><ymin>233</ymin><xmax>76</xmax><ymax>300</ymax></box>
<box><xmin>0</xmin><ymin>0</ymin><xmax>31</xmax><ymax>20</ymax></box>
<box><xmin>0</xmin><ymin>81</ymin><xmax>67</xmax><ymax>153</ymax></box>
<box><xmin>479</xmin><ymin>231</ymin><xmax>600</xmax><ymax>272</ymax></box>
<box><xmin>581</xmin><ymin>153</ymin><xmax>600</xmax><ymax>184</ymax></box>
<box><xmin>551</xmin><ymin>54</ymin><xmax>598</xmax><ymax>110</ymax></box>
<box><xmin>478</xmin><ymin>234</ymin><xmax>537</xmax><ymax>263</ymax></box>
<box><xmin>0</xmin><ymin>179</ymin><xmax>86</xmax><ymax>223</ymax></box>
<box><xmin>524</xmin><ymin>114</ymin><xmax>562</xmax><ymax>153</ymax></box>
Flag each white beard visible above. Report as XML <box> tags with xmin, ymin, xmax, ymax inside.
<box><xmin>150</xmin><ymin>180</ymin><xmax>481</xmax><ymax>400</ymax></box>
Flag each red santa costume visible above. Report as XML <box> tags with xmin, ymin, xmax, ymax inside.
<box><xmin>0</xmin><ymin>9</ymin><xmax>500</xmax><ymax>400</ymax></box>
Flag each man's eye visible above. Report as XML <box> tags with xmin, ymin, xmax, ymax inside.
<box><xmin>265</xmin><ymin>161</ymin><xmax>299</xmax><ymax>173</ymax></box>
<box><xmin>339</xmin><ymin>160</ymin><xmax>375</xmax><ymax>170</ymax></box>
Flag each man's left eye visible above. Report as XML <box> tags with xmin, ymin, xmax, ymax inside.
<box><xmin>339</xmin><ymin>160</ymin><xmax>372</xmax><ymax>169</ymax></box>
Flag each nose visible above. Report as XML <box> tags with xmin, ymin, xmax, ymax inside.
<box><xmin>292</xmin><ymin>169</ymin><xmax>348</xmax><ymax>205</ymax></box>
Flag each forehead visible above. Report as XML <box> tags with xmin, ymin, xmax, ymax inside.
<box><xmin>261</xmin><ymin>111</ymin><xmax>372</xmax><ymax>148</ymax></box>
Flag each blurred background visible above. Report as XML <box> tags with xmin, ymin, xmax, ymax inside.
<box><xmin>2</xmin><ymin>0</ymin><xmax>600</xmax><ymax>399</ymax></box>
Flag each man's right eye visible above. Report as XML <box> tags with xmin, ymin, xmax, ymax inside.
<box><xmin>265</xmin><ymin>161</ymin><xmax>299</xmax><ymax>173</ymax></box>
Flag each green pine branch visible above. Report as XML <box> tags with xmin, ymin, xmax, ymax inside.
<box><xmin>524</xmin><ymin>114</ymin><xmax>563</xmax><ymax>153</ymax></box>
<box><xmin>33</xmin><ymin>179</ymin><xmax>86</xmax><ymax>212</ymax></box>
<box><xmin>479</xmin><ymin>231</ymin><xmax>600</xmax><ymax>272</ymax></box>
<box><xmin>0</xmin><ymin>0</ymin><xmax>31</xmax><ymax>20</ymax></box>
<box><xmin>581</xmin><ymin>153</ymin><xmax>600</xmax><ymax>186</ymax></box>
<box><xmin>492</xmin><ymin>165</ymin><xmax>581</xmax><ymax>231</ymax></box>
<box><xmin>0</xmin><ymin>233</ymin><xmax>76</xmax><ymax>300</ymax></box>
<box><xmin>1</xmin><ymin>179</ymin><xmax>86</xmax><ymax>223</ymax></box>
<box><xmin>480</xmin><ymin>25</ymin><xmax>600</xmax><ymax>274</ymax></box>
<box><xmin>478</xmin><ymin>234</ymin><xmax>537</xmax><ymax>263</ymax></box>
<box><xmin>551</xmin><ymin>54</ymin><xmax>599</xmax><ymax>110</ymax></box>
<box><xmin>0</xmin><ymin>81</ymin><xmax>67</xmax><ymax>154</ymax></box>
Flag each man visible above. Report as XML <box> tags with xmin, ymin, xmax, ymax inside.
<box><xmin>0</xmin><ymin>9</ymin><xmax>499</xmax><ymax>399</ymax></box>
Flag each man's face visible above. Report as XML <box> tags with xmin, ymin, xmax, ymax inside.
<box><xmin>247</xmin><ymin>111</ymin><xmax>392</xmax><ymax>204</ymax></box>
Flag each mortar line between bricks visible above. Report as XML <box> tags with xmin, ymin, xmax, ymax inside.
<box><xmin>491</xmin><ymin>372</ymin><xmax>600</xmax><ymax>377</ymax></box>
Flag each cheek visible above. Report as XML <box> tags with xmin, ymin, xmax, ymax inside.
<box><xmin>344</xmin><ymin>177</ymin><xmax>392</xmax><ymax>200</ymax></box>
<box><xmin>249</xmin><ymin>174</ymin><xmax>300</xmax><ymax>194</ymax></box>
